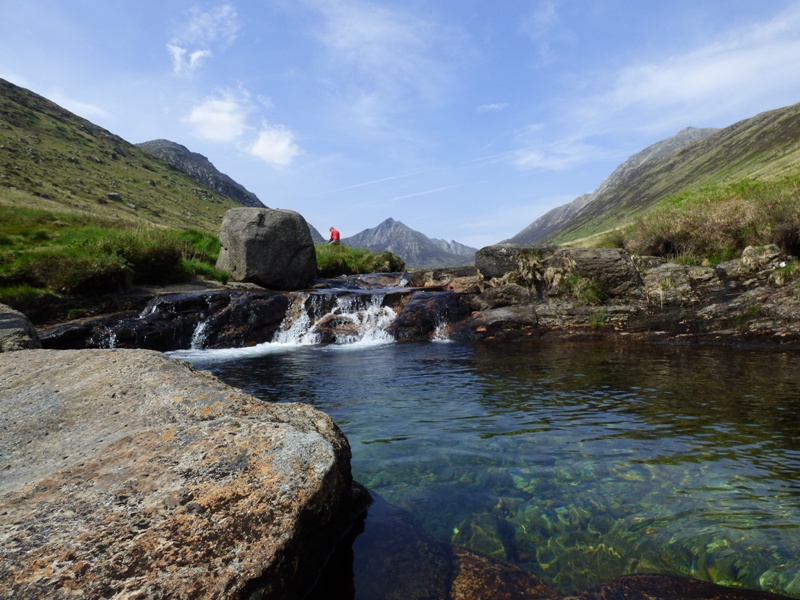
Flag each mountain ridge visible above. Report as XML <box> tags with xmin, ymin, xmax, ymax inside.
<box><xmin>505</xmin><ymin>127</ymin><xmax>719</xmax><ymax>245</ymax></box>
<box><xmin>508</xmin><ymin>102</ymin><xmax>800</xmax><ymax>245</ymax></box>
<box><xmin>0</xmin><ymin>78</ymin><xmax>240</xmax><ymax>232</ymax></box>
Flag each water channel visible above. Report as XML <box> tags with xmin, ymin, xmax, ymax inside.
<box><xmin>169</xmin><ymin>303</ymin><xmax>800</xmax><ymax>597</ymax></box>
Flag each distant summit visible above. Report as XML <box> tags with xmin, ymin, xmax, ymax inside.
<box><xmin>343</xmin><ymin>218</ymin><xmax>477</xmax><ymax>269</ymax></box>
<box><xmin>137</xmin><ymin>139</ymin><xmax>265</xmax><ymax>209</ymax></box>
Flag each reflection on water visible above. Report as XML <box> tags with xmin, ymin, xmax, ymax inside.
<box><xmin>180</xmin><ymin>341</ymin><xmax>800</xmax><ymax>597</ymax></box>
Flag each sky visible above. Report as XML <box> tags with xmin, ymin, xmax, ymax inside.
<box><xmin>3</xmin><ymin>1</ymin><xmax>800</xmax><ymax>248</ymax></box>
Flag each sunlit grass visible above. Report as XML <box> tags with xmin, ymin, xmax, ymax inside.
<box><xmin>600</xmin><ymin>176</ymin><xmax>800</xmax><ymax>263</ymax></box>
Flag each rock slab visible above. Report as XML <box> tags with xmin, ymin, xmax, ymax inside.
<box><xmin>216</xmin><ymin>207</ymin><xmax>317</xmax><ymax>290</ymax></box>
<box><xmin>0</xmin><ymin>349</ymin><xmax>357</xmax><ymax>599</ymax></box>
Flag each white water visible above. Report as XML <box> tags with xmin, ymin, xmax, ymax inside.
<box><xmin>169</xmin><ymin>292</ymin><xmax>397</xmax><ymax>363</ymax></box>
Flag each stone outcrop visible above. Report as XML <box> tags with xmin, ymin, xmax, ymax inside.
<box><xmin>467</xmin><ymin>243</ymin><xmax>800</xmax><ymax>347</ymax></box>
<box><xmin>0</xmin><ymin>349</ymin><xmax>364</xmax><ymax>599</ymax></box>
<box><xmin>0</xmin><ymin>303</ymin><xmax>41</xmax><ymax>352</ymax></box>
<box><xmin>216</xmin><ymin>207</ymin><xmax>317</xmax><ymax>291</ymax></box>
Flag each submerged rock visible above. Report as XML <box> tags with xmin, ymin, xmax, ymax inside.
<box><xmin>0</xmin><ymin>349</ymin><xmax>363</xmax><ymax>599</ymax></box>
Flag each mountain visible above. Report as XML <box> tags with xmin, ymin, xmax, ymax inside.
<box><xmin>137</xmin><ymin>139</ymin><xmax>265</xmax><ymax>208</ymax></box>
<box><xmin>506</xmin><ymin>127</ymin><xmax>719</xmax><ymax>245</ymax></box>
<box><xmin>343</xmin><ymin>218</ymin><xmax>477</xmax><ymax>269</ymax></box>
<box><xmin>0</xmin><ymin>78</ymin><xmax>240</xmax><ymax>232</ymax></box>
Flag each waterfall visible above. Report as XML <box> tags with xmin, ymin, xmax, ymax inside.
<box><xmin>191</xmin><ymin>320</ymin><xmax>210</xmax><ymax>349</ymax></box>
<box><xmin>101</xmin><ymin>327</ymin><xmax>118</xmax><ymax>349</ymax></box>
<box><xmin>275</xmin><ymin>292</ymin><xmax>396</xmax><ymax>346</ymax></box>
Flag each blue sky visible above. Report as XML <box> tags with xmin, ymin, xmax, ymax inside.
<box><xmin>3</xmin><ymin>1</ymin><xmax>800</xmax><ymax>248</ymax></box>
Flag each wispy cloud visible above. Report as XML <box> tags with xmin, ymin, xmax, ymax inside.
<box><xmin>307</xmin><ymin>0</ymin><xmax>460</xmax><ymax>136</ymax></box>
<box><xmin>514</xmin><ymin>138</ymin><xmax>600</xmax><ymax>171</ymax></box>
<box><xmin>476</xmin><ymin>103</ymin><xmax>509</xmax><ymax>113</ymax></box>
<box><xmin>520</xmin><ymin>0</ymin><xmax>560</xmax><ymax>65</ymax></box>
<box><xmin>385</xmin><ymin>184</ymin><xmax>462</xmax><ymax>203</ymax></box>
<box><xmin>46</xmin><ymin>91</ymin><xmax>111</xmax><ymax>121</ymax></box>
<box><xmin>167</xmin><ymin>3</ymin><xmax>240</xmax><ymax>74</ymax></box>
<box><xmin>577</xmin><ymin>4</ymin><xmax>800</xmax><ymax>133</ymax></box>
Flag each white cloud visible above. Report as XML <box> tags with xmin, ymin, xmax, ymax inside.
<box><xmin>167</xmin><ymin>3</ymin><xmax>240</xmax><ymax>74</ymax></box>
<box><xmin>184</xmin><ymin>91</ymin><xmax>248</xmax><ymax>142</ymax></box>
<box><xmin>167</xmin><ymin>43</ymin><xmax>212</xmax><ymax>74</ymax></box>
<box><xmin>247</xmin><ymin>124</ymin><xmax>301</xmax><ymax>168</ymax></box>
<box><xmin>183</xmin><ymin>3</ymin><xmax>240</xmax><ymax>46</ymax></box>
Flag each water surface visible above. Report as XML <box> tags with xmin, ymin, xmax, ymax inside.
<box><xmin>174</xmin><ymin>340</ymin><xmax>800</xmax><ymax>596</ymax></box>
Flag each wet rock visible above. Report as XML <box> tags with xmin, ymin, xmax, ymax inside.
<box><xmin>201</xmin><ymin>291</ymin><xmax>290</xmax><ymax>348</ymax></box>
<box><xmin>0</xmin><ymin>349</ymin><xmax>361</xmax><ymax>599</ymax></box>
<box><xmin>39</xmin><ymin>290</ymin><xmax>291</xmax><ymax>351</ymax></box>
<box><xmin>389</xmin><ymin>291</ymin><xmax>471</xmax><ymax>341</ymax></box>
<box><xmin>217</xmin><ymin>207</ymin><xmax>317</xmax><ymax>290</ymax></box>
<box><xmin>0</xmin><ymin>303</ymin><xmax>41</xmax><ymax>352</ymax></box>
<box><xmin>450</xmin><ymin>547</ymin><xmax>558</xmax><ymax>600</ymax></box>
<box><xmin>562</xmin><ymin>573</ymin><xmax>792</xmax><ymax>599</ymax></box>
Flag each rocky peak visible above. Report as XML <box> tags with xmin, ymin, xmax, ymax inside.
<box><xmin>344</xmin><ymin>218</ymin><xmax>477</xmax><ymax>269</ymax></box>
<box><xmin>137</xmin><ymin>139</ymin><xmax>265</xmax><ymax>208</ymax></box>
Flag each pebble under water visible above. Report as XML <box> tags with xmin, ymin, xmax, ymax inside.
<box><xmin>172</xmin><ymin>339</ymin><xmax>800</xmax><ymax>597</ymax></box>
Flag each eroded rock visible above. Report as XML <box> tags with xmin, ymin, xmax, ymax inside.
<box><xmin>0</xmin><ymin>349</ymin><xmax>361</xmax><ymax>599</ymax></box>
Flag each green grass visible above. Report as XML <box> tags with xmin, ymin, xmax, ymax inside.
<box><xmin>0</xmin><ymin>205</ymin><xmax>405</xmax><ymax>318</ymax></box>
<box><xmin>0</xmin><ymin>206</ymin><xmax>227</xmax><ymax>310</ymax></box>
<box><xmin>316</xmin><ymin>243</ymin><xmax>405</xmax><ymax>277</ymax></box>
<box><xmin>601</xmin><ymin>176</ymin><xmax>800</xmax><ymax>263</ymax></box>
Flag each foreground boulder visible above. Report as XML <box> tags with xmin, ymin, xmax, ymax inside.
<box><xmin>217</xmin><ymin>207</ymin><xmax>317</xmax><ymax>290</ymax></box>
<box><xmin>0</xmin><ymin>303</ymin><xmax>41</xmax><ymax>352</ymax></box>
<box><xmin>0</xmin><ymin>349</ymin><xmax>362</xmax><ymax>599</ymax></box>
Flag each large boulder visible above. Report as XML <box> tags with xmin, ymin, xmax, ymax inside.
<box><xmin>542</xmin><ymin>247</ymin><xmax>644</xmax><ymax>299</ymax></box>
<box><xmin>0</xmin><ymin>303</ymin><xmax>41</xmax><ymax>352</ymax></box>
<box><xmin>216</xmin><ymin>207</ymin><xmax>317</xmax><ymax>290</ymax></box>
<box><xmin>0</xmin><ymin>349</ymin><xmax>362</xmax><ymax>599</ymax></box>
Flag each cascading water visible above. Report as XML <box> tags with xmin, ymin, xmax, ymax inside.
<box><xmin>275</xmin><ymin>292</ymin><xmax>396</xmax><ymax>346</ymax></box>
<box><xmin>190</xmin><ymin>320</ymin><xmax>210</xmax><ymax>349</ymax></box>
<box><xmin>168</xmin><ymin>289</ymin><xmax>401</xmax><ymax>362</ymax></box>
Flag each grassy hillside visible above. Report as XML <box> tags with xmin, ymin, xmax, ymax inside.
<box><xmin>548</xmin><ymin>102</ymin><xmax>800</xmax><ymax>245</ymax></box>
<box><xmin>0</xmin><ymin>79</ymin><xmax>406</xmax><ymax>322</ymax></box>
<box><xmin>0</xmin><ymin>78</ymin><xmax>239</xmax><ymax>231</ymax></box>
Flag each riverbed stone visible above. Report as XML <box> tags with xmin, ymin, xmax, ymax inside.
<box><xmin>0</xmin><ymin>303</ymin><xmax>41</xmax><ymax>352</ymax></box>
<box><xmin>0</xmin><ymin>349</ymin><xmax>360</xmax><ymax>599</ymax></box>
<box><xmin>216</xmin><ymin>207</ymin><xmax>317</xmax><ymax>290</ymax></box>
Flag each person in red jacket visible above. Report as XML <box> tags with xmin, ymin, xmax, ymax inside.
<box><xmin>328</xmin><ymin>226</ymin><xmax>340</xmax><ymax>245</ymax></box>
